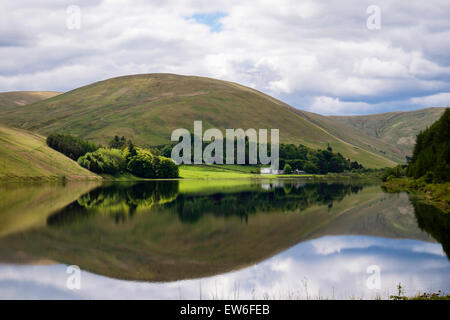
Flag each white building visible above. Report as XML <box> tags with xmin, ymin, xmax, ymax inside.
<box><xmin>260</xmin><ymin>168</ymin><xmax>284</xmax><ymax>175</ymax></box>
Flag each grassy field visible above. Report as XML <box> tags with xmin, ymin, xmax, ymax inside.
<box><xmin>0</xmin><ymin>74</ymin><xmax>397</xmax><ymax>168</ymax></box>
<box><xmin>179</xmin><ymin>164</ymin><xmax>324</xmax><ymax>179</ymax></box>
<box><xmin>178</xmin><ymin>164</ymin><xmax>375</xmax><ymax>181</ymax></box>
<box><xmin>179</xmin><ymin>164</ymin><xmax>256</xmax><ymax>179</ymax></box>
<box><xmin>0</xmin><ymin>124</ymin><xmax>101</xmax><ymax>181</ymax></box>
<box><xmin>96</xmin><ymin>164</ymin><xmax>318</xmax><ymax>181</ymax></box>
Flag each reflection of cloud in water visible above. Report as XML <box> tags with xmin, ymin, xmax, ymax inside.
<box><xmin>0</xmin><ymin>235</ymin><xmax>448</xmax><ymax>300</ymax></box>
<box><xmin>311</xmin><ymin>236</ymin><xmax>445</xmax><ymax>257</ymax></box>
<box><xmin>311</xmin><ymin>237</ymin><xmax>380</xmax><ymax>255</ymax></box>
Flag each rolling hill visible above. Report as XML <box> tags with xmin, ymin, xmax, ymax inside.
<box><xmin>0</xmin><ymin>74</ymin><xmax>443</xmax><ymax>168</ymax></box>
<box><xmin>0</xmin><ymin>74</ymin><xmax>396</xmax><ymax>168</ymax></box>
<box><xmin>0</xmin><ymin>124</ymin><xmax>101</xmax><ymax>181</ymax></box>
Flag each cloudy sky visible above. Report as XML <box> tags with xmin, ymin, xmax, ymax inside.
<box><xmin>1</xmin><ymin>0</ymin><xmax>450</xmax><ymax>115</ymax></box>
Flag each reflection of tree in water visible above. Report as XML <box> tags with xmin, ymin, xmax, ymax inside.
<box><xmin>47</xmin><ymin>182</ymin><xmax>363</xmax><ymax>226</ymax></box>
<box><xmin>170</xmin><ymin>183</ymin><xmax>363</xmax><ymax>223</ymax></box>
<box><xmin>47</xmin><ymin>181</ymin><xmax>179</xmax><ymax>226</ymax></box>
<box><xmin>412</xmin><ymin>200</ymin><xmax>450</xmax><ymax>259</ymax></box>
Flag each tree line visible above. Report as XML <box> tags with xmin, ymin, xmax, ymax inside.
<box><xmin>155</xmin><ymin>140</ymin><xmax>364</xmax><ymax>174</ymax></box>
<box><xmin>46</xmin><ymin>133</ymin><xmax>99</xmax><ymax>161</ymax></box>
<box><xmin>47</xmin><ymin>132</ymin><xmax>365</xmax><ymax>177</ymax></box>
<box><xmin>279</xmin><ymin>143</ymin><xmax>363</xmax><ymax>174</ymax></box>
<box><xmin>46</xmin><ymin>134</ymin><xmax>179</xmax><ymax>178</ymax></box>
<box><xmin>407</xmin><ymin>108</ymin><xmax>449</xmax><ymax>182</ymax></box>
<box><xmin>382</xmin><ymin>108</ymin><xmax>449</xmax><ymax>183</ymax></box>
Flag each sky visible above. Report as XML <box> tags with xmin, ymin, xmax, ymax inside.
<box><xmin>1</xmin><ymin>0</ymin><xmax>450</xmax><ymax>115</ymax></box>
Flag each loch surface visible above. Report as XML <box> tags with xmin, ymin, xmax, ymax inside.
<box><xmin>0</xmin><ymin>179</ymin><xmax>448</xmax><ymax>299</ymax></box>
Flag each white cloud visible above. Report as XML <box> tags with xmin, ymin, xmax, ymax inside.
<box><xmin>410</xmin><ymin>92</ymin><xmax>450</xmax><ymax>107</ymax></box>
<box><xmin>353</xmin><ymin>57</ymin><xmax>410</xmax><ymax>79</ymax></box>
<box><xmin>1</xmin><ymin>0</ymin><xmax>450</xmax><ymax>114</ymax></box>
<box><xmin>308</xmin><ymin>96</ymin><xmax>373</xmax><ymax>115</ymax></box>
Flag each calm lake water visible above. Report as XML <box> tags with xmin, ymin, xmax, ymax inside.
<box><xmin>0</xmin><ymin>179</ymin><xmax>448</xmax><ymax>299</ymax></box>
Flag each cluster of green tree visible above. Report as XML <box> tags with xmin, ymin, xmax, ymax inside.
<box><xmin>279</xmin><ymin>144</ymin><xmax>363</xmax><ymax>174</ymax></box>
<box><xmin>155</xmin><ymin>139</ymin><xmax>364</xmax><ymax>174</ymax></box>
<box><xmin>46</xmin><ymin>133</ymin><xmax>179</xmax><ymax>178</ymax></box>
<box><xmin>108</xmin><ymin>135</ymin><xmax>128</xmax><ymax>149</ymax></box>
<box><xmin>407</xmin><ymin>108</ymin><xmax>449</xmax><ymax>182</ymax></box>
<box><xmin>46</xmin><ymin>133</ymin><xmax>99</xmax><ymax>160</ymax></box>
<box><xmin>381</xmin><ymin>164</ymin><xmax>407</xmax><ymax>182</ymax></box>
<box><xmin>78</xmin><ymin>142</ymin><xmax>179</xmax><ymax>178</ymax></box>
<box><xmin>156</xmin><ymin>135</ymin><xmax>261</xmax><ymax>162</ymax></box>
<box><xmin>77</xmin><ymin>148</ymin><xmax>126</xmax><ymax>174</ymax></box>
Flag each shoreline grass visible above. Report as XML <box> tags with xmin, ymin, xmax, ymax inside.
<box><xmin>2</xmin><ymin>164</ymin><xmax>381</xmax><ymax>183</ymax></box>
<box><xmin>383</xmin><ymin>177</ymin><xmax>450</xmax><ymax>213</ymax></box>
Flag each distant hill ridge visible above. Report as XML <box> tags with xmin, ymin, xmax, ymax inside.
<box><xmin>0</xmin><ymin>91</ymin><xmax>60</xmax><ymax>110</ymax></box>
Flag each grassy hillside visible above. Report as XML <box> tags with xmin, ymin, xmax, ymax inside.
<box><xmin>0</xmin><ymin>125</ymin><xmax>101</xmax><ymax>181</ymax></box>
<box><xmin>0</xmin><ymin>91</ymin><xmax>60</xmax><ymax>110</ymax></box>
<box><xmin>0</xmin><ymin>73</ymin><xmax>395</xmax><ymax>168</ymax></box>
<box><xmin>322</xmin><ymin>107</ymin><xmax>446</xmax><ymax>162</ymax></box>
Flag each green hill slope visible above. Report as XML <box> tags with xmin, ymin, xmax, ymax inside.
<box><xmin>322</xmin><ymin>107</ymin><xmax>446</xmax><ymax>162</ymax></box>
<box><xmin>0</xmin><ymin>91</ymin><xmax>60</xmax><ymax>110</ymax></box>
<box><xmin>0</xmin><ymin>74</ymin><xmax>395</xmax><ymax>168</ymax></box>
<box><xmin>0</xmin><ymin>125</ymin><xmax>101</xmax><ymax>181</ymax></box>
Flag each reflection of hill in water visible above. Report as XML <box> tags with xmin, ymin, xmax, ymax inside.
<box><xmin>0</xmin><ymin>182</ymin><xmax>100</xmax><ymax>237</ymax></box>
<box><xmin>308</xmin><ymin>192</ymin><xmax>433</xmax><ymax>240</ymax></box>
<box><xmin>0</xmin><ymin>180</ymin><xmax>443</xmax><ymax>281</ymax></box>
